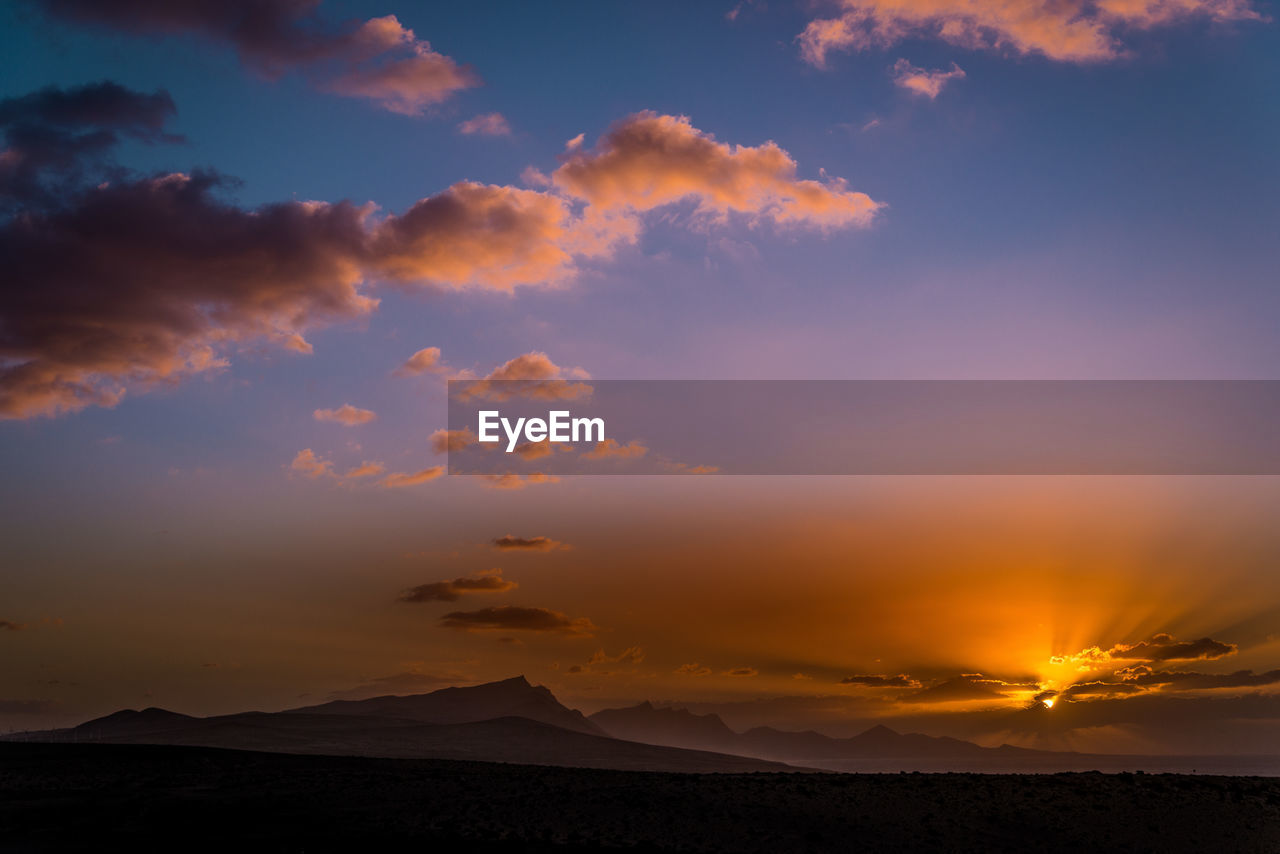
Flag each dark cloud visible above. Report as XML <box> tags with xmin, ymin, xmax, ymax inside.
<box><xmin>1058</xmin><ymin>680</ymin><xmax>1145</xmax><ymax>700</ymax></box>
<box><xmin>1053</xmin><ymin>633</ymin><xmax>1239</xmax><ymax>667</ymax></box>
<box><xmin>0</xmin><ymin>81</ymin><xmax>178</xmax><ymax>209</ymax></box>
<box><xmin>1116</xmin><ymin>665</ymin><xmax>1280</xmax><ymax>690</ymax></box>
<box><xmin>904</xmin><ymin>673</ymin><xmax>1038</xmax><ymax>704</ymax></box>
<box><xmin>0</xmin><ymin>620</ymin><xmax>26</xmax><ymax>631</ymax></box>
<box><xmin>492</xmin><ymin>535</ymin><xmax>568</xmax><ymax>551</ymax></box>
<box><xmin>840</xmin><ymin>674</ymin><xmax>920</xmax><ymax>688</ymax></box>
<box><xmin>0</xmin><ymin>167</ymin><xmax>374</xmax><ymax>418</ymax></box>
<box><xmin>397</xmin><ymin>570</ymin><xmax>516</xmax><ymax>603</ymax></box>
<box><xmin>439</xmin><ymin>605</ymin><xmax>596</xmax><ymax>636</ymax></box>
<box><xmin>31</xmin><ymin>0</ymin><xmax>478</xmax><ymax>114</ymax></box>
<box><xmin>1109</xmin><ymin>634</ymin><xmax>1237</xmax><ymax>662</ymax></box>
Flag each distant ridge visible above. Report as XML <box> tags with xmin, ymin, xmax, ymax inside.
<box><xmin>288</xmin><ymin>675</ymin><xmax>604</xmax><ymax>736</ymax></box>
<box><xmin>589</xmin><ymin>701</ymin><xmax>1056</xmax><ymax>765</ymax></box>
<box><xmin>7</xmin><ymin>677</ymin><xmax>789</xmax><ymax>774</ymax></box>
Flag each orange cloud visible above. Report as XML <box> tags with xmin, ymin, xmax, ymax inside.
<box><xmin>430</xmin><ymin>427</ymin><xmax>476</xmax><ymax>454</ymax></box>
<box><xmin>439</xmin><ymin>605</ymin><xmax>597</xmax><ymax>635</ymax></box>
<box><xmin>890</xmin><ymin>59</ymin><xmax>966</xmax><ymax>98</ymax></box>
<box><xmin>458</xmin><ymin>112</ymin><xmax>511</xmax><ymax>136</ymax></box>
<box><xmin>0</xmin><ymin>620</ymin><xmax>26</xmax><ymax>631</ymax></box>
<box><xmin>395</xmin><ymin>346</ymin><xmax>448</xmax><ymax>377</ymax></box>
<box><xmin>451</xmin><ymin>352</ymin><xmax>593</xmax><ymax>402</ymax></box>
<box><xmin>724</xmin><ymin>666</ymin><xmax>759</xmax><ymax>677</ymax></box>
<box><xmin>798</xmin><ymin>0</ymin><xmax>1262</xmax><ymax>67</ymax></box>
<box><xmin>675</xmin><ymin>663</ymin><xmax>713</xmax><ymax>676</ymax></box>
<box><xmin>313</xmin><ymin>404</ymin><xmax>377</xmax><ymax>426</ymax></box>
<box><xmin>379</xmin><ymin>466</ymin><xmax>444</xmax><ymax>487</ymax></box>
<box><xmin>291</xmin><ymin>448</ymin><xmax>335</xmax><ymax>479</ymax></box>
<box><xmin>552</xmin><ymin>112</ymin><xmax>881</xmax><ymax>229</ymax></box>
<box><xmin>370</xmin><ymin>182</ymin><xmax>629</xmax><ymax>291</ymax></box>
<box><xmin>343</xmin><ymin>461</ymin><xmax>385</xmax><ymax>478</ymax></box>
<box><xmin>398</xmin><ymin>569</ymin><xmax>517</xmax><ymax>602</ymax></box>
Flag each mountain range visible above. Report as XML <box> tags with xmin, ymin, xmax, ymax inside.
<box><xmin>14</xmin><ymin>676</ymin><xmax>1270</xmax><ymax>774</ymax></box>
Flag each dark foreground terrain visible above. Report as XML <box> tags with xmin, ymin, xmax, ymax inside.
<box><xmin>2</xmin><ymin>744</ymin><xmax>1278</xmax><ymax>853</ymax></box>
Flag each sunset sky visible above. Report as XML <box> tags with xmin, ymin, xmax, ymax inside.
<box><xmin>2</xmin><ymin>0</ymin><xmax>1279</xmax><ymax>756</ymax></box>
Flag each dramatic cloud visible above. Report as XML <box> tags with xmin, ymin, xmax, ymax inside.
<box><xmin>492</xmin><ymin>535</ymin><xmax>568</xmax><ymax>551</ymax></box>
<box><xmin>439</xmin><ymin>605</ymin><xmax>597</xmax><ymax>635</ymax></box>
<box><xmin>395</xmin><ymin>346</ymin><xmax>447</xmax><ymax>377</ymax></box>
<box><xmin>581</xmin><ymin>439</ymin><xmax>648</xmax><ymax>460</ymax></box>
<box><xmin>0</xmin><ymin>169</ymin><xmax>376</xmax><ymax>419</ymax></box>
<box><xmin>1</xmin><ymin>90</ymin><xmax>880</xmax><ymax>420</ymax></box>
<box><xmin>1057</xmin><ymin>680</ymin><xmax>1145</xmax><ymax>699</ymax></box>
<box><xmin>1115</xmin><ymin>665</ymin><xmax>1280</xmax><ymax>690</ymax></box>
<box><xmin>430</xmin><ymin>428</ymin><xmax>476</xmax><ymax>454</ymax></box>
<box><xmin>291</xmin><ymin>448</ymin><xmax>335</xmax><ymax>479</ymax></box>
<box><xmin>551</xmin><ymin>112</ymin><xmax>881</xmax><ymax>229</ymax></box>
<box><xmin>379</xmin><ymin>466</ymin><xmax>443</xmax><ymax>487</ymax></box>
<box><xmin>841</xmin><ymin>674</ymin><xmax>921</xmax><ymax>687</ymax></box>
<box><xmin>370</xmin><ymin>183</ymin><xmax>630</xmax><ymax>292</ymax></box>
<box><xmin>1053</xmin><ymin>633</ymin><xmax>1238</xmax><ymax>666</ymax></box>
<box><xmin>798</xmin><ymin>0</ymin><xmax>1263</xmax><ymax>67</ymax></box>
<box><xmin>0</xmin><ymin>81</ymin><xmax>179</xmax><ymax>209</ymax></box>
<box><xmin>33</xmin><ymin>1</ymin><xmax>479</xmax><ymax>113</ymax></box>
<box><xmin>458</xmin><ymin>112</ymin><xmax>511</xmax><ymax>136</ymax></box>
<box><xmin>397</xmin><ymin>569</ymin><xmax>516</xmax><ymax>603</ymax></box>
<box><xmin>450</xmin><ymin>352</ymin><xmax>593</xmax><ymax>401</ymax></box>
<box><xmin>313</xmin><ymin>403</ymin><xmax>376</xmax><ymax>426</ymax></box>
<box><xmin>890</xmin><ymin>59</ymin><xmax>966</xmax><ymax>98</ymax></box>
<box><xmin>905</xmin><ymin>673</ymin><xmax>1038</xmax><ymax>703</ymax></box>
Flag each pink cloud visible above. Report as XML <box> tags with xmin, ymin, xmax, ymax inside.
<box><xmin>313</xmin><ymin>404</ymin><xmax>376</xmax><ymax>426</ymax></box>
<box><xmin>891</xmin><ymin>59</ymin><xmax>966</xmax><ymax>98</ymax></box>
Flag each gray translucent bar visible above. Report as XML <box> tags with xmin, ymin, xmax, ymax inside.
<box><xmin>447</xmin><ymin>380</ymin><xmax>1280</xmax><ymax>475</ymax></box>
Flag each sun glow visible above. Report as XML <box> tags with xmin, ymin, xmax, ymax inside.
<box><xmin>1042</xmin><ymin>697</ymin><xmax>1056</xmax><ymax>709</ymax></box>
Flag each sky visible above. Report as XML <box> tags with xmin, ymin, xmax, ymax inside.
<box><xmin>1</xmin><ymin>0</ymin><xmax>1279</xmax><ymax>755</ymax></box>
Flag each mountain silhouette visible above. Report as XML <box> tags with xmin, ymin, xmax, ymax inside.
<box><xmin>13</xmin><ymin>677</ymin><xmax>788</xmax><ymax>773</ymax></box>
<box><xmin>589</xmin><ymin>701</ymin><xmax>1055</xmax><ymax>765</ymax></box>
<box><xmin>289</xmin><ymin>675</ymin><xmax>603</xmax><ymax>736</ymax></box>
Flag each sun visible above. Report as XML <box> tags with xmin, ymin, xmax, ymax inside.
<box><xmin>1042</xmin><ymin>697</ymin><xmax>1056</xmax><ymax>709</ymax></box>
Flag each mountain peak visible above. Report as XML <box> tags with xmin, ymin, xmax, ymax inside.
<box><xmin>857</xmin><ymin>724</ymin><xmax>901</xmax><ymax>740</ymax></box>
<box><xmin>495</xmin><ymin>675</ymin><xmax>532</xmax><ymax>688</ymax></box>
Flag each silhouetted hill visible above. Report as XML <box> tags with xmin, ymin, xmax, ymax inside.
<box><xmin>588</xmin><ymin>702</ymin><xmax>740</xmax><ymax>751</ymax></box>
<box><xmin>15</xmin><ymin>679</ymin><xmax>790</xmax><ymax>773</ymax></box>
<box><xmin>290</xmin><ymin>675</ymin><xmax>603</xmax><ymax>736</ymax></box>
<box><xmin>590</xmin><ymin>701</ymin><xmax>1063</xmax><ymax>769</ymax></box>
